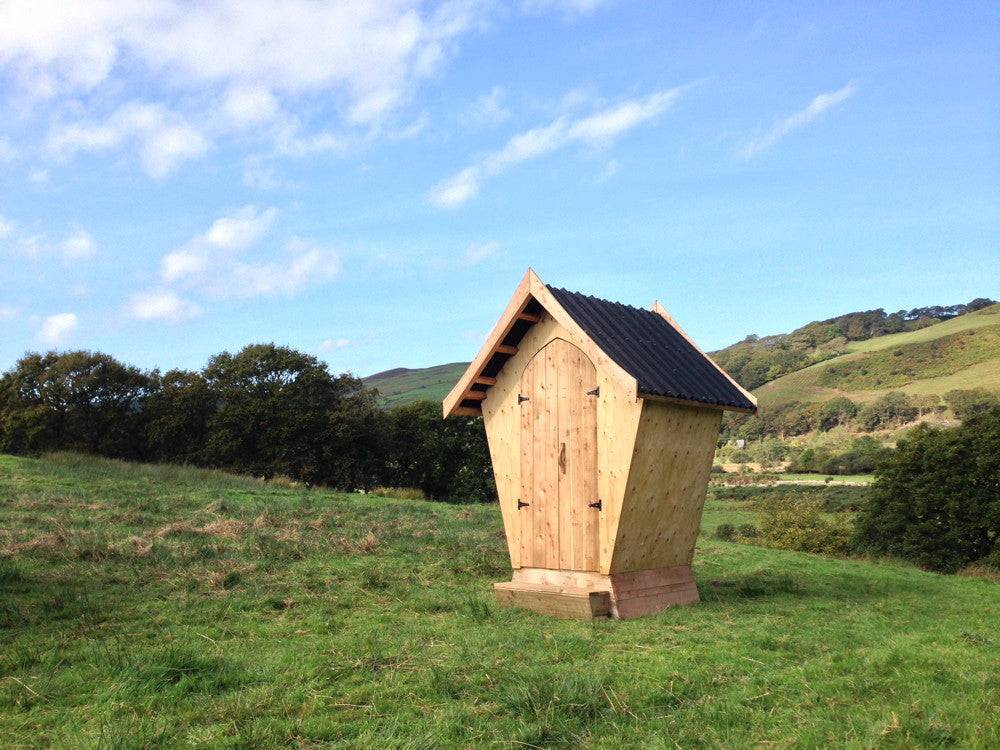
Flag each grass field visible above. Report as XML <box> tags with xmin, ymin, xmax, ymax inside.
<box><xmin>362</xmin><ymin>363</ymin><xmax>468</xmax><ymax>409</ymax></box>
<box><xmin>2</xmin><ymin>453</ymin><xmax>998</xmax><ymax>747</ymax></box>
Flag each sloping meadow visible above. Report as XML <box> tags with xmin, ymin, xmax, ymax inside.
<box><xmin>1</xmin><ymin>453</ymin><xmax>998</xmax><ymax>747</ymax></box>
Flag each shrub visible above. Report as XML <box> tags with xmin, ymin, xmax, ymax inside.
<box><xmin>853</xmin><ymin>408</ymin><xmax>1000</xmax><ymax>572</ymax></box>
<box><xmin>752</xmin><ymin>495</ymin><xmax>854</xmax><ymax>556</ymax></box>
<box><xmin>714</xmin><ymin>523</ymin><xmax>737</xmax><ymax>541</ymax></box>
<box><xmin>737</xmin><ymin>524</ymin><xmax>758</xmax><ymax>538</ymax></box>
<box><xmin>944</xmin><ymin>388</ymin><xmax>1000</xmax><ymax>420</ymax></box>
<box><xmin>857</xmin><ymin>391</ymin><xmax>918</xmax><ymax>431</ymax></box>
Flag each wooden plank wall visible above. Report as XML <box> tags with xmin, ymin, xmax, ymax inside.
<box><xmin>481</xmin><ymin>311</ymin><xmax>642</xmax><ymax>572</ymax></box>
<box><xmin>518</xmin><ymin>338</ymin><xmax>598</xmax><ymax>571</ymax></box>
<box><xmin>609</xmin><ymin>400</ymin><xmax>721</xmax><ymax>572</ymax></box>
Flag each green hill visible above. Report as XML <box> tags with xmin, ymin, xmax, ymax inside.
<box><xmin>362</xmin><ymin>362</ymin><xmax>468</xmax><ymax>408</ymax></box>
<box><xmin>362</xmin><ymin>299</ymin><xmax>1000</xmax><ymax>413</ymax></box>
<box><xmin>2</xmin><ymin>451</ymin><xmax>998</xmax><ymax>746</ymax></box>
<box><xmin>757</xmin><ymin>304</ymin><xmax>1000</xmax><ymax>407</ymax></box>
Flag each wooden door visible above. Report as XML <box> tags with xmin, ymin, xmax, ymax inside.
<box><xmin>519</xmin><ymin>338</ymin><xmax>599</xmax><ymax>571</ymax></box>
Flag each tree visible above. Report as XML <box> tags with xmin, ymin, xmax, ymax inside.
<box><xmin>145</xmin><ymin>369</ymin><xmax>215</xmax><ymax>463</ymax></box>
<box><xmin>853</xmin><ymin>408</ymin><xmax>1000</xmax><ymax>572</ymax></box>
<box><xmin>944</xmin><ymin>388</ymin><xmax>1000</xmax><ymax>420</ymax></box>
<box><xmin>857</xmin><ymin>391</ymin><xmax>918</xmax><ymax>431</ymax></box>
<box><xmin>816</xmin><ymin>396</ymin><xmax>858</xmax><ymax>431</ymax></box>
<box><xmin>201</xmin><ymin>344</ymin><xmax>343</xmax><ymax>482</ymax></box>
<box><xmin>384</xmin><ymin>400</ymin><xmax>495</xmax><ymax>502</ymax></box>
<box><xmin>0</xmin><ymin>351</ymin><xmax>150</xmax><ymax>457</ymax></box>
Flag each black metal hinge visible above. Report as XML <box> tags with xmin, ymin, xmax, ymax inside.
<box><xmin>588</xmin><ymin>500</ymin><xmax>602</xmax><ymax>510</ymax></box>
<box><xmin>518</xmin><ymin>394</ymin><xmax>530</xmax><ymax>403</ymax></box>
<box><xmin>517</xmin><ymin>499</ymin><xmax>530</xmax><ymax>509</ymax></box>
<box><xmin>586</xmin><ymin>387</ymin><xmax>600</xmax><ymax>396</ymax></box>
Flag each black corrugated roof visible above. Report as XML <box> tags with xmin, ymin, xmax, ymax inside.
<box><xmin>547</xmin><ymin>285</ymin><xmax>755</xmax><ymax>412</ymax></box>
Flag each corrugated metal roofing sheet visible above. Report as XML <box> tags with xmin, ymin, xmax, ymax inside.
<box><xmin>546</xmin><ymin>285</ymin><xmax>755</xmax><ymax>412</ymax></box>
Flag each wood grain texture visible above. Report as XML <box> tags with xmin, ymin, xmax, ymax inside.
<box><xmin>610</xmin><ymin>400</ymin><xmax>722</xmax><ymax>573</ymax></box>
<box><xmin>481</xmin><ymin>311</ymin><xmax>642</xmax><ymax>573</ymax></box>
<box><xmin>494</xmin><ymin>582</ymin><xmax>612</xmax><ymax>619</ymax></box>
<box><xmin>498</xmin><ymin>565</ymin><xmax>698</xmax><ymax>619</ymax></box>
<box><xmin>519</xmin><ymin>338</ymin><xmax>598</xmax><ymax>571</ymax></box>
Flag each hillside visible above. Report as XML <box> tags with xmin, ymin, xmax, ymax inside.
<box><xmin>2</xmin><ymin>452</ymin><xmax>998</xmax><ymax>746</ymax></box>
<box><xmin>363</xmin><ymin>298</ymin><xmax>999</xmax><ymax>413</ymax></box>
<box><xmin>757</xmin><ymin>304</ymin><xmax>1000</xmax><ymax>407</ymax></box>
<box><xmin>362</xmin><ymin>362</ymin><xmax>468</xmax><ymax>408</ymax></box>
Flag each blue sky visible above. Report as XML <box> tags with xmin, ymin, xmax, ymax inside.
<box><xmin>1</xmin><ymin>0</ymin><xmax>997</xmax><ymax>377</ymax></box>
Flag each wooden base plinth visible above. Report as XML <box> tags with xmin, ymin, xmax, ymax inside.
<box><xmin>493</xmin><ymin>566</ymin><xmax>698</xmax><ymax>620</ymax></box>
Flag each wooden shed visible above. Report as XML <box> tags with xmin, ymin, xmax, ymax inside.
<box><xmin>443</xmin><ymin>269</ymin><xmax>757</xmax><ymax>619</ymax></box>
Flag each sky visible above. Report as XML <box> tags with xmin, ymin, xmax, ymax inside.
<box><xmin>1</xmin><ymin>0</ymin><xmax>998</xmax><ymax>377</ymax></box>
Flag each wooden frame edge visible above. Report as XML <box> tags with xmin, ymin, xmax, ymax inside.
<box><xmin>442</xmin><ymin>269</ymin><xmax>534</xmax><ymax>417</ymax></box>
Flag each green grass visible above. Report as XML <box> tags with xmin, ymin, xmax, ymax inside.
<box><xmin>2</xmin><ymin>453</ymin><xmax>998</xmax><ymax>747</ymax></box>
<box><xmin>362</xmin><ymin>362</ymin><xmax>468</xmax><ymax>408</ymax></box>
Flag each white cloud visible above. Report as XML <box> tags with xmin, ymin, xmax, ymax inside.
<box><xmin>14</xmin><ymin>227</ymin><xmax>97</xmax><ymax>261</ymax></box>
<box><xmin>462</xmin><ymin>86</ymin><xmax>510</xmax><ymax>127</ymax></box>
<box><xmin>59</xmin><ymin>229</ymin><xmax>96</xmax><ymax>259</ymax></box>
<box><xmin>162</xmin><ymin>205</ymin><xmax>278</xmax><ymax>283</ymax></box>
<box><xmin>427</xmin><ymin>166</ymin><xmax>482</xmax><ymax>208</ymax></box>
<box><xmin>126</xmin><ymin>289</ymin><xmax>202</xmax><ymax>323</ymax></box>
<box><xmin>156</xmin><ymin>208</ymin><xmax>337</xmax><ymax>302</ymax></box>
<box><xmin>0</xmin><ymin>0</ymin><xmax>481</xmax><ymax>126</ymax></box>
<box><xmin>0</xmin><ymin>215</ymin><xmax>14</xmax><ymax>238</ymax></box>
<box><xmin>739</xmin><ymin>82</ymin><xmax>857</xmax><ymax>159</ymax></box>
<box><xmin>567</xmin><ymin>89</ymin><xmax>680</xmax><ymax>144</ymax></box>
<box><xmin>463</xmin><ymin>240</ymin><xmax>501</xmax><ymax>265</ymax></box>
<box><xmin>204</xmin><ymin>205</ymin><xmax>278</xmax><ymax>250</ymax></box>
<box><xmin>47</xmin><ymin>101</ymin><xmax>209</xmax><ymax>178</ymax></box>
<box><xmin>429</xmin><ymin>87</ymin><xmax>684</xmax><ymax>207</ymax></box>
<box><xmin>227</xmin><ymin>238</ymin><xmax>340</xmax><ymax>298</ymax></box>
<box><xmin>29</xmin><ymin>168</ymin><xmax>50</xmax><ymax>184</ymax></box>
<box><xmin>221</xmin><ymin>85</ymin><xmax>279</xmax><ymax>128</ymax></box>
<box><xmin>318</xmin><ymin>337</ymin><xmax>351</xmax><ymax>352</ymax></box>
<box><xmin>521</xmin><ymin>0</ymin><xmax>613</xmax><ymax>16</ymax></box>
<box><xmin>0</xmin><ymin>305</ymin><xmax>20</xmax><ymax>321</ymax></box>
<box><xmin>0</xmin><ymin>137</ymin><xmax>15</xmax><ymax>161</ymax></box>
<box><xmin>38</xmin><ymin>312</ymin><xmax>77</xmax><ymax>345</ymax></box>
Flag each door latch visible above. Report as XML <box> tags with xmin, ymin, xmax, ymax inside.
<box><xmin>517</xmin><ymin>499</ymin><xmax>530</xmax><ymax>509</ymax></box>
<box><xmin>518</xmin><ymin>394</ymin><xmax>530</xmax><ymax>403</ymax></box>
<box><xmin>586</xmin><ymin>387</ymin><xmax>600</xmax><ymax>396</ymax></box>
<box><xmin>588</xmin><ymin>500</ymin><xmax>602</xmax><ymax>510</ymax></box>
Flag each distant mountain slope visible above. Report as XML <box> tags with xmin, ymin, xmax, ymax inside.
<box><xmin>756</xmin><ymin>304</ymin><xmax>1000</xmax><ymax>406</ymax></box>
<box><xmin>711</xmin><ymin>298</ymin><xmax>996</xmax><ymax>390</ymax></box>
<box><xmin>363</xmin><ymin>298</ymin><xmax>999</xmax><ymax>410</ymax></box>
<box><xmin>363</xmin><ymin>362</ymin><xmax>468</xmax><ymax>408</ymax></box>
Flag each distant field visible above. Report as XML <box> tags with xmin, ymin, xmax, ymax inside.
<box><xmin>757</xmin><ymin>306</ymin><xmax>1000</xmax><ymax>407</ymax></box>
<box><xmin>362</xmin><ymin>362</ymin><xmax>467</xmax><ymax>408</ymax></box>
<box><xmin>2</xmin><ymin>453</ymin><xmax>998</xmax><ymax>747</ymax></box>
<box><xmin>778</xmin><ymin>473</ymin><xmax>874</xmax><ymax>484</ymax></box>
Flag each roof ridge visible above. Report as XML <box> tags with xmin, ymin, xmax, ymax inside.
<box><xmin>545</xmin><ymin>284</ymin><xmax>658</xmax><ymax>317</ymax></box>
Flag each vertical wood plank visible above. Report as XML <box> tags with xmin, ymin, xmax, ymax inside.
<box><xmin>579</xmin><ymin>350</ymin><xmax>599</xmax><ymax>570</ymax></box>
<box><xmin>519</xmin><ymin>361</ymin><xmax>534</xmax><ymax>567</ymax></box>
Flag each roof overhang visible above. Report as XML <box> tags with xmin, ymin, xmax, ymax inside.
<box><xmin>443</xmin><ymin>269</ymin><xmax>758</xmax><ymax>418</ymax></box>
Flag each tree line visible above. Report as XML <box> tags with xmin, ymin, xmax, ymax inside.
<box><xmin>0</xmin><ymin>345</ymin><xmax>496</xmax><ymax>503</ymax></box>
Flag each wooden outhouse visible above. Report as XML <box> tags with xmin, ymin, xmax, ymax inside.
<box><xmin>443</xmin><ymin>270</ymin><xmax>757</xmax><ymax>619</ymax></box>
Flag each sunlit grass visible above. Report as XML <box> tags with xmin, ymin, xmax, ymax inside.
<box><xmin>1</xmin><ymin>453</ymin><xmax>998</xmax><ymax>747</ymax></box>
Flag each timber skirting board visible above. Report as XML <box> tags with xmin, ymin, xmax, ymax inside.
<box><xmin>494</xmin><ymin>565</ymin><xmax>699</xmax><ymax>620</ymax></box>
